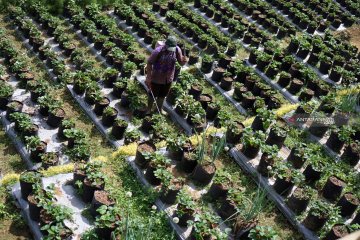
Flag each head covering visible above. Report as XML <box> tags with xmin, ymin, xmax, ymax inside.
<box><xmin>165</xmin><ymin>35</ymin><xmax>177</xmax><ymax>52</ymax></box>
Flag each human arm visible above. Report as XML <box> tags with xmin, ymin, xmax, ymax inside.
<box><xmin>145</xmin><ymin>48</ymin><xmax>160</xmax><ymax>86</ymax></box>
<box><xmin>176</xmin><ymin>46</ymin><xmax>188</xmax><ymax>66</ymax></box>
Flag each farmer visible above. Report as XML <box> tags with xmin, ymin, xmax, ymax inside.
<box><xmin>145</xmin><ymin>35</ymin><xmax>188</xmax><ymax>114</ymax></box>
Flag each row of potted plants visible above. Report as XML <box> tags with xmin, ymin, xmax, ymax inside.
<box><xmin>200</xmin><ymin>0</ymin><xmax>295</xmax><ymax>39</ymax></box>
<box><xmin>288</xmin><ymin>33</ymin><xmax>360</xmax><ymax>86</ymax></box>
<box><xmin>19</xmin><ymin>170</ymin><xmax>74</xmax><ymax>238</ymax></box>
<box><xmin>201</xmin><ymin>54</ymin><xmax>287</xmax><ymax>113</ymax></box>
<box><xmin>194</xmin><ymin>0</ymin><xmax>286</xmax><ymax>49</ymax></box>
<box><xmin>13</xmin><ymin>3</ymin><xmax>149</xmax><ymax>145</ymax></box>
<box><xmin>152</xmin><ymin>0</ymin><xmax>233</xmax><ymax>56</ymax></box>
<box><xmin>265</xmin><ymin>0</ymin><xmax>356</xmax><ymax>33</ymax></box>
<box><xmin>248</xmin><ymin>47</ymin><xmax>333</xmax><ymax>101</ymax></box>
<box><xmin>334</xmin><ymin>0</ymin><xmax>360</xmax><ymax>18</ymax></box>
<box><xmin>0</xmin><ymin>33</ymin><xmax>76</xmax><ymax>168</ymax></box>
<box><xmin>133</xmin><ymin>130</ymin><xmax>229</xmax><ymax>238</ymax></box>
<box><xmin>231</xmin><ymin>119</ymin><xmax>360</xmax><ymax>235</ymax></box>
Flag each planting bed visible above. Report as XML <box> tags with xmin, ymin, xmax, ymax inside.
<box><xmin>1</xmin><ymin>0</ymin><xmax>360</xmax><ymax>240</ymax></box>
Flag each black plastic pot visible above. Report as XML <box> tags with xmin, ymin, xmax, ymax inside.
<box><xmin>303</xmin><ymin>212</ymin><xmax>328</xmax><ymax>231</ymax></box>
<box><xmin>82</xmin><ymin>178</ymin><xmax>105</xmax><ymax>203</ymax></box>
<box><xmin>191</xmin><ymin>163</ymin><xmax>215</xmax><ymax>186</ymax></box>
<box><xmin>336</xmin><ymin>192</ymin><xmax>359</xmax><ymax>217</ymax></box>
<box><xmin>180</xmin><ymin>152</ymin><xmax>197</xmax><ymax>174</ymax></box>
<box><xmin>322</xmin><ymin>176</ymin><xmax>345</xmax><ymax>202</ymax></box>
<box><xmin>134</xmin><ymin>141</ymin><xmax>156</xmax><ymax>169</ymax></box>
<box><xmin>47</xmin><ymin>108</ymin><xmax>65</xmax><ymax>128</ymax></box>
<box><xmin>273</xmin><ymin>178</ymin><xmax>293</xmax><ymax>196</ymax></box>
<box><xmin>144</xmin><ymin>165</ymin><xmax>161</xmax><ymax>186</ymax></box>
<box><xmin>286</xmin><ymin>188</ymin><xmax>310</xmax><ymax>214</ymax></box>
<box><xmin>94</xmin><ymin>97</ymin><xmax>110</xmax><ymax>116</ymax></box>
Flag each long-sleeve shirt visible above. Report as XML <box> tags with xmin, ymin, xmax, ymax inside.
<box><xmin>147</xmin><ymin>45</ymin><xmax>187</xmax><ymax>84</ymax></box>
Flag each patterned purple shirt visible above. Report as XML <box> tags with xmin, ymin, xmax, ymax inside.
<box><xmin>147</xmin><ymin>45</ymin><xmax>186</xmax><ymax>84</ymax></box>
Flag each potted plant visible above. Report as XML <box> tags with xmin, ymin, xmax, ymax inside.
<box><xmin>286</xmin><ymin>185</ymin><xmax>314</xmax><ymax>214</ymax></box>
<box><xmin>112</xmin><ymin>78</ymin><xmax>128</xmax><ymax>99</ymax></box>
<box><xmin>25</xmin><ymin>136</ymin><xmax>47</xmax><ymax>163</ymax></box>
<box><xmin>47</xmin><ymin>107</ymin><xmax>66</xmax><ymax>128</ymax></box>
<box><xmin>322</xmin><ymin>175</ymin><xmax>346</xmax><ymax>202</ymax></box>
<box><xmin>95</xmin><ymin>205</ymin><xmax>121</xmax><ymax>240</ymax></box>
<box><xmin>134</xmin><ymin>141</ymin><xmax>156</xmax><ymax>169</ymax></box>
<box><xmin>102</xmin><ymin>106</ymin><xmax>118</xmax><ymax>127</ymax></box>
<box><xmin>257</xmin><ymin>145</ymin><xmax>279</xmax><ymax>177</ymax></box>
<box><xmin>233</xmin><ymin>188</ymin><xmax>268</xmax><ymax>238</ymax></box>
<box><xmin>63</xmin><ymin>128</ymin><xmax>86</xmax><ymax>148</ymax></box>
<box><xmin>156</xmin><ymin>168</ymin><xmax>184</xmax><ymax>205</ymax></box>
<box><xmin>201</xmin><ymin>54</ymin><xmax>213</xmax><ymax>74</ymax></box>
<box><xmin>302</xmin><ymin>200</ymin><xmax>332</xmax><ymax>231</ymax></box>
<box><xmin>241</xmin><ymin>128</ymin><xmax>265</xmax><ymax>159</ymax></box>
<box><xmin>265</xmin><ymin>124</ymin><xmax>287</xmax><ymax>148</ymax></box>
<box><xmin>121</xmin><ymin>61</ymin><xmax>137</xmax><ymax>78</ymax></box>
<box><xmin>90</xmin><ymin>190</ymin><xmax>115</xmax><ymax>218</ymax></box>
<box><xmin>41</xmin><ymin>152</ymin><xmax>60</xmax><ymax>169</ymax></box>
<box><xmin>28</xmin><ymin>183</ymin><xmax>54</xmax><ymax>221</ymax></box>
<box><xmin>226</xmin><ymin>120</ymin><xmax>245</xmax><ymax>144</ymax></box>
<box><xmin>6</xmin><ymin>100</ymin><xmax>23</xmax><ymax>120</ymax></box>
<box><xmin>287</xmin><ymin>143</ymin><xmax>307</xmax><ymax>169</ymax></box>
<box><xmin>103</xmin><ymin>68</ymin><xmax>119</xmax><ymax>88</ymax></box>
<box><xmin>251</xmin><ymin>108</ymin><xmax>274</xmax><ymax>131</ymax></box>
<box><xmin>336</xmin><ymin>192</ymin><xmax>360</xmax><ymax>217</ymax></box>
<box><xmin>111</xmin><ymin>118</ymin><xmax>128</xmax><ymax>140</ymax></box>
<box><xmin>326</xmin><ymin>126</ymin><xmax>354</xmax><ymax>153</ymax></box>
<box><xmin>248</xmin><ymin>226</ymin><xmax>279</xmax><ymax>240</ymax></box>
<box><xmin>0</xmin><ymin>82</ymin><xmax>13</xmax><ymax>110</ymax></box>
<box><xmin>174</xmin><ymin>190</ymin><xmax>196</xmax><ymax>227</ymax></box>
<box><xmin>271</xmin><ymin>161</ymin><xmax>304</xmax><ymax>196</ymax></box>
<box><xmin>20</xmin><ymin>170</ymin><xmax>43</xmax><ymax>200</ymax></box>
<box><xmin>191</xmin><ymin>133</ymin><xmax>226</xmax><ymax>185</ymax></box>
<box><xmin>124</xmin><ymin>129</ymin><xmax>141</xmax><ymax>144</ymax></box>
<box><xmin>342</xmin><ymin>140</ymin><xmax>360</xmax><ymax>166</ymax></box>
<box><xmin>82</xmin><ymin>171</ymin><xmax>106</xmax><ymax>203</ymax></box>
<box><xmin>189</xmin><ymin>211</ymin><xmax>226</xmax><ymax>240</ymax></box>
<box><xmin>144</xmin><ymin>152</ymin><xmax>171</xmax><ymax>186</ymax></box>
<box><xmin>58</xmin><ymin>118</ymin><xmax>75</xmax><ymax>140</ymax></box>
<box><xmin>166</xmin><ymin>133</ymin><xmax>188</xmax><ymax>161</ymax></box>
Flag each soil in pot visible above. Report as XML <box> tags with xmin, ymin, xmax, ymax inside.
<box><xmin>28</xmin><ymin>194</ymin><xmax>42</xmax><ymax>221</ymax></box>
<box><xmin>336</xmin><ymin>192</ymin><xmax>359</xmax><ymax>217</ymax></box>
<box><xmin>342</xmin><ymin>143</ymin><xmax>360</xmax><ymax>166</ymax></box>
<box><xmin>286</xmin><ymin>187</ymin><xmax>310</xmax><ymax>214</ymax></box>
<box><xmin>134</xmin><ymin>141</ymin><xmax>156</xmax><ymax>169</ymax></box>
<box><xmin>144</xmin><ymin>165</ymin><xmax>161</xmax><ymax>186</ymax></box>
<box><xmin>199</xmin><ymin>94</ymin><xmax>213</xmax><ymax>110</ymax></box>
<box><xmin>191</xmin><ymin>163</ymin><xmax>216</xmax><ymax>186</ymax></box>
<box><xmin>324</xmin><ymin>224</ymin><xmax>349</xmax><ymax>240</ymax></box>
<box><xmin>220</xmin><ymin>76</ymin><xmax>233</xmax><ymax>91</ymax></box>
<box><xmin>30</xmin><ymin>141</ymin><xmax>47</xmax><ymax>163</ymax></box>
<box><xmin>82</xmin><ymin>177</ymin><xmax>105</xmax><ymax>203</ymax></box>
<box><xmin>322</xmin><ymin>176</ymin><xmax>345</xmax><ymax>202</ymax></box>
<box><xmin>6</xmin><ymin>100</ymin><xmax>23</xmax><ymax>120</ymax></box>
<box><xmin>303</xmin><ymin>164</ymin><xmax>322</xmax><ymax>184</ymax></box>
<box><xmin>94</xmin><ymin>97</ymin><xmax>110</xmax><ymax>116</ymax></box>
<box><xmin>47</xmin><ymin>108</ymin><xmax>65</xmax><ymax>128</ymax></box>
<box><xmin>326</xmin><ymin>131</ymin><xmax>345</xmax><ymax>153</ymax></box>
<box><xmin>180</xmin><ymin>152</ymin><xmax>198</xmax><ymax>174</ymax></box>
<box><xmin>218</xmin><ymin>199</ymin><xmax>237</xmax><ymax>221</ymax></box>
<box><xmin>41</xmin><ymin>152</ymin><xmax>60</xmax><ymax>169</ymax></box>
<box><xmin>273</xmin><ymin>177</ymin><xmax>293</xmax><ymax>196</ymax></box>
<box><xmin>257</xmin><ymin>153</ymin><xmax>275</xmax><ymax>177</ymax></box>
<box><xmin>90</xmin><ymin>190</ymin><xmax>115</xmax><ymax>217</ymax></box>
